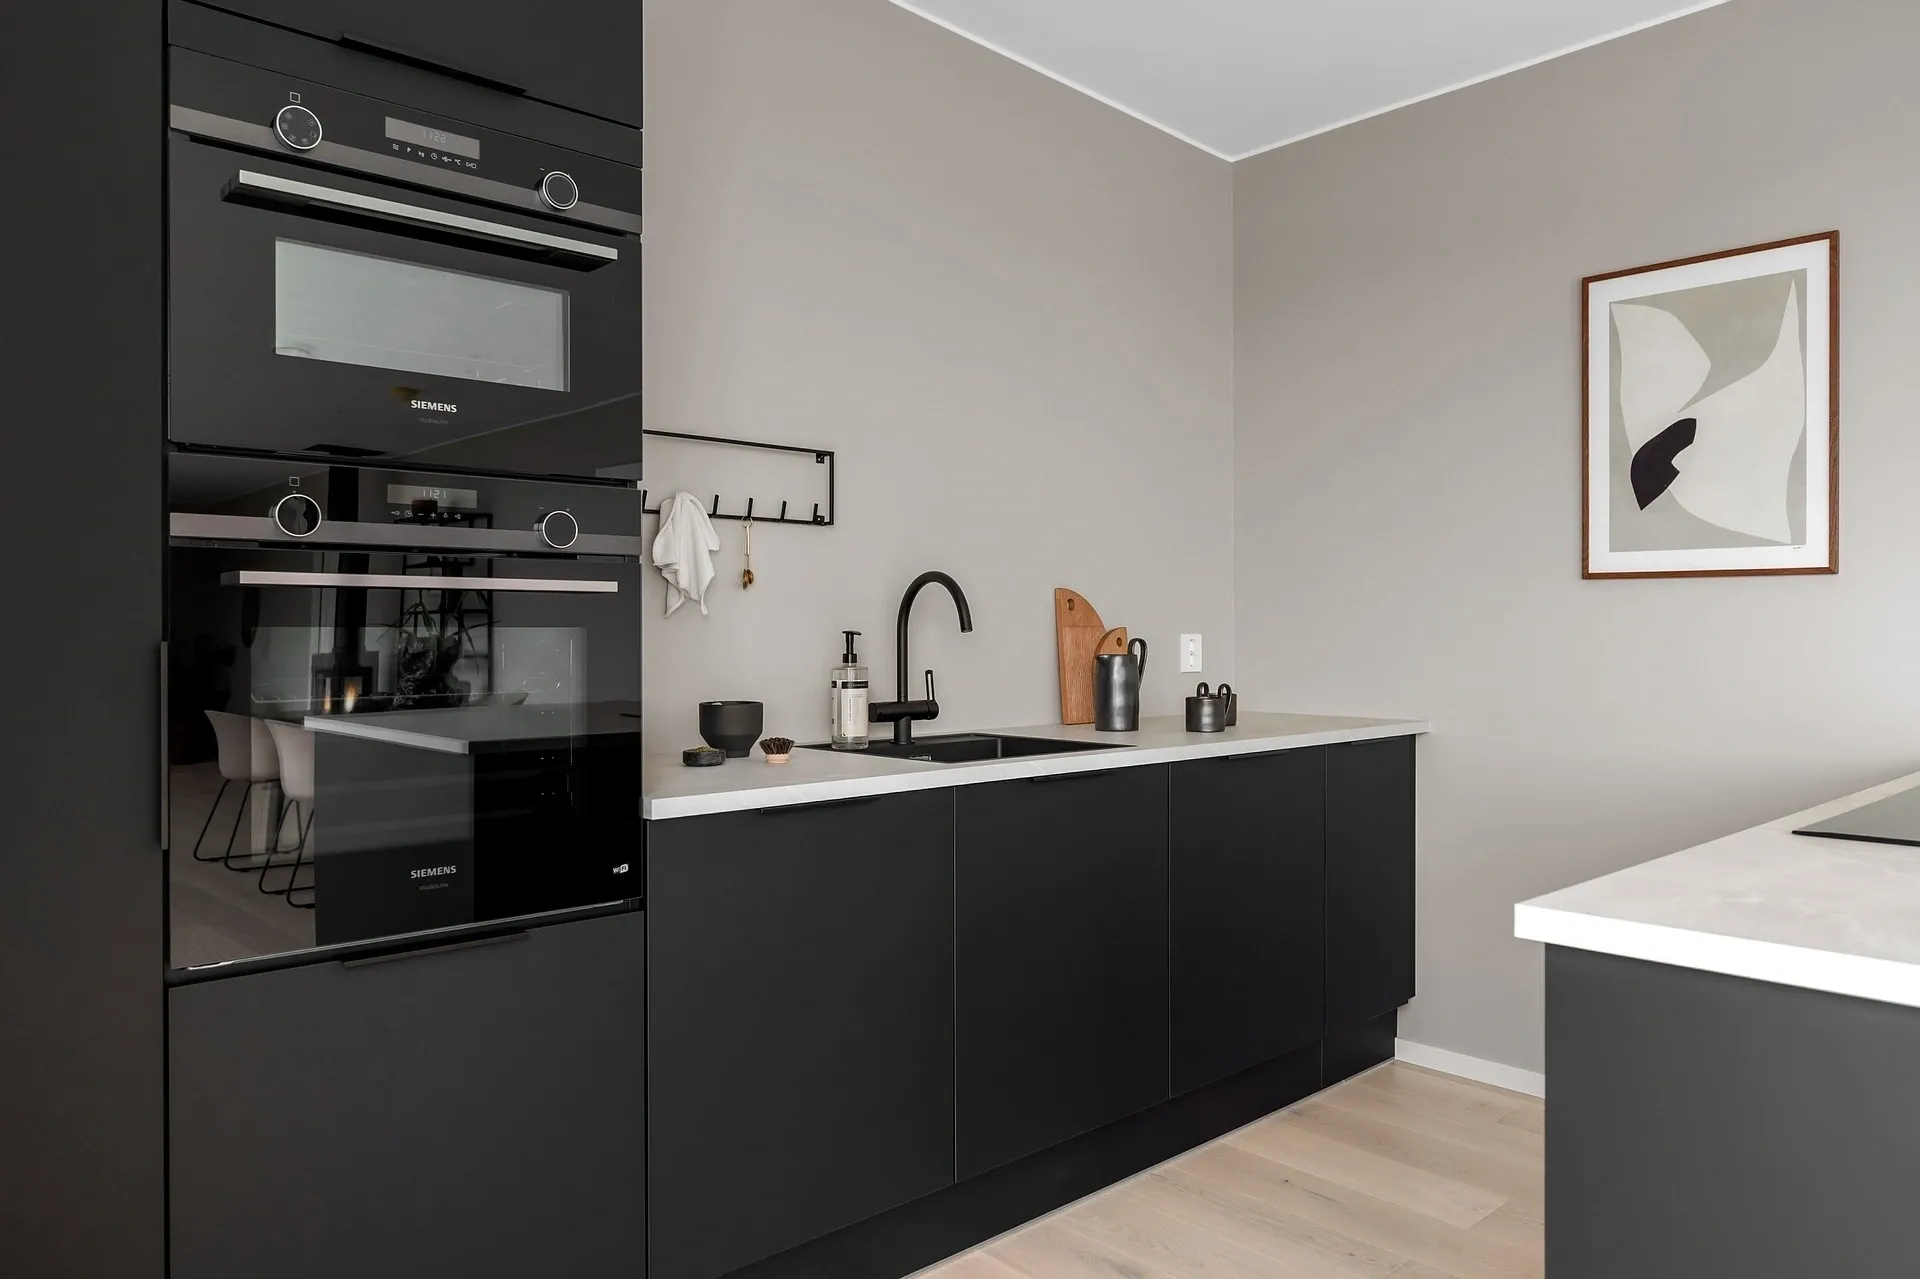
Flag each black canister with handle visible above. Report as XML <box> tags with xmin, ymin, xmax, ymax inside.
<box><xmin>1093</xmin><ymin>637</ymin><xmax>1148</xmax><ymax>732</ymax></box>
<box><xmin>1186</xmin><ymin>682</ymin><xmax>1228</xmax><ymax>733</ymax></box>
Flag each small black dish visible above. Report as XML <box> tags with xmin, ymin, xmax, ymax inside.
<box><xmin>683</xmin><ymin>746</ymin><xmax>725</xmax><ymax>768</ymax></box>
<box><xmin>699</xmin><ymin>700</ymin><xmax>765</xmax><ymax>758</ymax></box>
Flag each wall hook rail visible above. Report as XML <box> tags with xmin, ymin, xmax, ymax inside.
<box><xmin>638</xmin><ymin>429</ymin><xmax>835</xmax><ymax>528</ymax></box>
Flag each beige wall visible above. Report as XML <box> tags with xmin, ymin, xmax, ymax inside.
<box><xmin>642</xmin><ymin>0</ymin><xmax>1235</xmax><ymax>746</ymax></box>
<box><xmin>1234</xmin><ymin>0</ymin><xmax>1920</xmax><ymax>1072</ymax></box>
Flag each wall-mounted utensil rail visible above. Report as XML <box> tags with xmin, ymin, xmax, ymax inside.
<box><xmin>640</xmin><ymin>429</ymin><xmax>835</xmax><ymax>528</ymax></box>
<box><xmin>220</xmin><ymin>571</ymin><xmax>618</xmax><ymax>593</ymax></box>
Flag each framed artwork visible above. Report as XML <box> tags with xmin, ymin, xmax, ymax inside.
<box><xmin>1583</xmin><ymin>232</ymin><xmax>1838</xmax><ymax>578</ymax></box>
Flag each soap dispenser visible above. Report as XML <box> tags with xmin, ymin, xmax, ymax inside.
<box><xmin>830</xmin><ymin>630</ymin><xmax>871</xmax><ymax>750</ymax></box>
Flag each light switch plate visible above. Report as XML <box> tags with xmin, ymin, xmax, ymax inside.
<box><xmin>1180</xmin><ymin>634</ymin><xmax>1202</xmax><ymax>673</ymax></box>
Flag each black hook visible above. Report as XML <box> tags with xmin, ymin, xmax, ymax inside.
<box><xmin>745</xmin><ymin>497</ymin><xmax>754</xmax><ymax>519</ymax></box>
<box><xmin>711</xmin><ymin>494</ymin><xmax>720</xmax><ymax>516</ymax></box>
<box><xmin>779</xmin><ymin>500</ymin><xmax>788</xmax><ymax>522</ymax></box>
<box><xmin>812</xmin><ymin>503</ymin><xmax>822</xmax><ymax>524</ymax></box>
<box><xmin>639</xmin><ymin>487</ymin><xmax>648</xmax><ymax>510</ymax></box>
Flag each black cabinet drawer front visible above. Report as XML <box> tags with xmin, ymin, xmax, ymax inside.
<box><xmin>1326</xmin><ymin>736</ymin><xmax>1416</xmax><ymax>1031</ymax></box>
<box><xmin>169</xmin><ymin>911</ymin><xmax>645</xmax><ymax>1279</ymax></box>
<box><xmin>1171</xmin><ymin>748</ymin><xmax>1327</xmax><ymax>1095</ymax></box>
<box><xmin>955</xmin><ymin>770</ymin><xmax>1172</xmax><ymax>1179</ymax></box>
<box><xmin>647</xmin><ymin>790</ymin><xmax>956</xmax><ymax>1279</ymax></box>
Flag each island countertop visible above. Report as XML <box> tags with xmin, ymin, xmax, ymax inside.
<box><xmin>1515</xmin><ymin>769</ymin><xmax>1920</xmax><ymax>1010</ymax></box>
<box><xmin>642</xmin><ymin>711</ymin><xmax>1428</xmax><ymax>820</ymax></box>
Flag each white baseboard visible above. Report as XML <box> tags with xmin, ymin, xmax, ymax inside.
<box><xmin>1394</xmin><ymin>1039</ymin><xmax>1545</xmax><ymax>1099</ymax></box>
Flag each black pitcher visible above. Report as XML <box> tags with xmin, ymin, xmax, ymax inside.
<box><xmin>1093</xmin><ymin>638</ymin><xmax>1149</xmax><ymax>732</ymax></box>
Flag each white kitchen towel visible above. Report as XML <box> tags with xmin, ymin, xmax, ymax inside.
<box><xmin>651</xmin><ymin>490</ymin><xmax>722</xmax><ymax>616</ymax></box>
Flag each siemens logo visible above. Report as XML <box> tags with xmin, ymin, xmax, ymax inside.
<box><xmin>410</xmin><ymin>400</ymin><xmax>459</xmax><ymax>414</ymax></box>
<box><xmin>410</xmin><ymin>866</ymin><xmax>458</xmax><ymax>880</ymax></box>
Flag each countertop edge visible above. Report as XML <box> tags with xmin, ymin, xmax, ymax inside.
<box><xmin>642</xmin><ymin>717</ymin><xmax>1429</xmax><ymax>820</ymax></box>
<box><xmin>1514</xmin><ymin>901</ymin><xmax>1920</xmax><ymax>1011</ymax></box>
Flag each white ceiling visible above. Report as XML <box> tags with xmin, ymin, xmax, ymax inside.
<box><xmin>890</xmin><ymin>0</ymin><xmax>1729</xmax><ymax>161</ymax></box>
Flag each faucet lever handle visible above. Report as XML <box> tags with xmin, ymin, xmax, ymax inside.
<box><xmin>924</xmin><ymin>670</ymin><xmax>937</xmax><ymax>704</ymax></box>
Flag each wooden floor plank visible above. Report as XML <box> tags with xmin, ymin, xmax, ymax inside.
<box><xmin>1172</xmin><ymin>1143</ymin><xmax>1542</xmax><ymax>1279</ymax></box>
<box><xmin>989</xmin><ymin>1217</ymin><xmax>1173</xmax><ymax>1279</ymax></box>
<box><xmin>1316</xmin><ymin>1080</ymin><xmax>1542</xmax><ymax>1160</ymax></box>
<box><xmin>1228</xmin><ymin>1115</ymin><xmax>1508</xmax><ymax>1230</ymax></box>
<box><xmin>1281</xmin><ymin>1102</ymin><xmax>1541</xmax><ymax>1208</ymax></box>
<box><xmin>1112</xmin><ymin>1170</ymin><xmax>1406</xmax><ymax>1278</ymax></box>
<box><xmin>1495</xmin><ymin>1105</ymin><xmax>1544</xmax><ymax>1136</ymax></box>
<box><xmin>918</xmin><ymin>1253</ymin><xmax>1030</xmax><ymax>1279</ymax></box>
<box><xmin>918</xmin><ymin>1063</ymin><xmax>1543</xmax><ymax>1279</ymax></box>
<box><xmin>1070</xmin><ymin>1191</ymin><xmax>1334</xmax><ymax>1279</ymax></box>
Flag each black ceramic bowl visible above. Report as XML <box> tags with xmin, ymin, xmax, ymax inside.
<box><xmin>698</xmin><ymin>700</ymin><xmax>764</xmax><ymax>758</ymax></box>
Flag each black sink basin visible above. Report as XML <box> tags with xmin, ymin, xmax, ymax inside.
<box><xmin>801</xmin><ymin>733</ymin><xmax>1121</xmax><ymax>765</ymax></box>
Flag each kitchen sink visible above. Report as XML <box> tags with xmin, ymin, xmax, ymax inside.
<box><xmin>800</xmin><ymin>733</ymin><xmax>1122</xmax><ymax>765</ymax></box>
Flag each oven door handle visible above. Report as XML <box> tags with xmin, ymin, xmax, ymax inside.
<box><xmin>225</xmin><ymin>170</ymin><xmax>619</xmax><ymax>267</ymax></box>
<box><xmin>220</xmin><ymin>571</ymin><xmax>619</xmax><ymax>594</ymax></box>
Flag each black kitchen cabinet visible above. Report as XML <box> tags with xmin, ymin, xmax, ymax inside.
<box><xmin>168</xmin><ymin>910</ymin><xmax>646</xmax><ymax>1279</ymax></box>
<box><xmin>955</xmin><ymin>768</ymin><xmax>1171</xmax><ymax>1179</ymax></box>
<box><xmin>1170</xmin><ymin>749</ymin><xmax>1326</xmax><ymax>1095</ymax></box>
<box><xmin>1325</xmin><ymin>736</ymin><xmax>1416</xmax><ymax>1031</ymax></box>
<box><xmin>198</xmin><ymin>0</ymin><xmax>643</xmax><ymax>127</ymax></box>
<box><xmin>647</xmin><ymin>791</ymin><xmax>957</xmax><ymax>1279</ymax></box>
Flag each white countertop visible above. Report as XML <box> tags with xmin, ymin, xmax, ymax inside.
<box><xmin>642</xmin><ymin>712</ymin><xmax>1428</xmax><ymax>820</ymax></box>
<box><xmin>1515</xmin><ymin>770</ymin><xmax>1920</xmax><ymax>1009</ymax></box>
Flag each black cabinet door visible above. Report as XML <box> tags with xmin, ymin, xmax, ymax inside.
<box><xmin>205</xmin><ymin>0</ymin><xmax>643</xmax><ymax>127</ymax></box>
<box><xmin>1325</xmin><ymin>736</ymin><xmax>1416</xmax><ymax>1031</ymax></box>
<box><xmin>647</xmin><ymin>791</ymin><xmax>956</xmax><ymax>1279</ymax></box>
<box><xmin>955</xmin><ymin>769</ymin><xmax>1171</xmax><ymax>1180</ymax></box>
<box><xmin>1170</xmin><ymin>749</ymin><xmax>1325</xmax><ymax>1095</ymax></box>
<box><xmin>169</xmin><ymin>911</ymin><xmax>646</xmax><ymax>1279</ymax></box>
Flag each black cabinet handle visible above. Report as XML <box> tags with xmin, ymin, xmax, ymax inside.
<box><xmin>158</xmin><ymin>640</ymin><xmax>169</xmax><ymax>851</ymax></box>
<box><xmin>756</xmin><ymin>796</ymin><xmax>882</xmax><ymax>815</ymax></box>
<box><xmin>1026</xmin><ymin>768</ymin><xmax>1122</xmax><ymax>784</ymax></box>
<box><xmin>341</xmin><ymin>929</ymin><xmax>529</xmax><ymax>968</ymax></box>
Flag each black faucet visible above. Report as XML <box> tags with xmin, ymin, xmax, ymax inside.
<box><xmin>869</xmin><ymin>571</ymin><xmax>974</xmax><ymax>746</ymax></box>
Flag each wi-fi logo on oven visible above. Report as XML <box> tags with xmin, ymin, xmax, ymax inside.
<box><xmin>394</xmin><ymin>387</ymin><xmax>459</xmax><ymax>417</ymax></box>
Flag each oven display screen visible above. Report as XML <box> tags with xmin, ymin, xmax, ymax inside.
<box><xmin>384</xmin><ymin>116</ymin><xmax>481</xmax><ymax>164</ymax></box>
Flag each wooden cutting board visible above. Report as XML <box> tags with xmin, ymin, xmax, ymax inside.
<box><xmin>1055</xmin><ymin>588</ymin><xmax>1125</xmax><ymax>724</ymax></box>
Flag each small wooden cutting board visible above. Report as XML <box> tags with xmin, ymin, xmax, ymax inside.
<box><xmin>1055</xmin><ymin>588</ymin><xmax>1123</xmax><ymax>724</ymax></box>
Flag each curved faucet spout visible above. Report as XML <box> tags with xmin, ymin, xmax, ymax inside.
<box><xmin>896</xmin><ymin>571</ymin><xmax>973</xmax><ymax>702</ymax></box>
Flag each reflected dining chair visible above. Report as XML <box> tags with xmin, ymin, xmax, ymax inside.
<box><xmin>262</xmin><ymin>719</ymin><xmax>316</xmax><ymax>910</ymax></box>
<box><xmin>194</xmin><ymin>710</ymin><xmax>281</xmax><ymax>869</ymax></box>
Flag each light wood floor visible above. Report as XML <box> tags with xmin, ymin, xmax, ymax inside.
<box><xmin>916</xmin><ymin>1063</ymin><xmax>1543</xmax><ymax>1279</ymax></box>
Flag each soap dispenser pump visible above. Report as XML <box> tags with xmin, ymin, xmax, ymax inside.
<box><xmin>830</xmin><ymin>630</ymin><xmax>870</xmax><ymax>750</ymax></box>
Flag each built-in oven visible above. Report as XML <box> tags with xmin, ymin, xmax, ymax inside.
<box><xmin>167</xmin><ymin>47</ymin><xmax>642</xmax><ymax>481</ymax></box>
<box><xmin>165</xmin><ymin>453</ymin><xmax>644</xmax><ymax>975</ymax></box>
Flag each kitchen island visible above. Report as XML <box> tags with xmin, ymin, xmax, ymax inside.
<box><xmin>1516</xmin><ymin>770</ymin><xmax>1920</xmax><ymax>1278</ymax></box>
<box><xmin>643</xmin><ymin>710</ymin><xmax>1426</xmax><ymax>1279</ymax></box>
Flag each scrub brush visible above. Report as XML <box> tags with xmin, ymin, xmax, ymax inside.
<box><xmin>759</xmin><ymin>737</ymin><xmax>794</xmax><ymax>764</ymax></box>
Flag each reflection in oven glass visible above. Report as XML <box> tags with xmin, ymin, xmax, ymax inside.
<box><xmin>169</xmin><ymin>600</ymin><xmax>637</xmax><ymax>971</ymax></box>
<box><xmin>274</xmin><ymin>238</ymin><xmax>570</xmax><ymax>389</ymax></box>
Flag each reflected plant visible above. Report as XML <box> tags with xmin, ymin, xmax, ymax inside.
<box><xmin>386</xmin><ymin>587</ymin><xmax>478</xmax><ymax>708</ymax></box>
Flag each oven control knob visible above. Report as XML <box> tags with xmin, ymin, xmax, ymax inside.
<box><xmin>273</xmin><ymin>103</ymin><xmax>323</xmax><ymax>152</ymax></box>
<box><xmin>536</xmin><ymin>510</ymin><xmax>579</xmax><ymax>549</ymax></box>
<box><xmin>272</xmin><ymin>493</ymin><xmax>323</xmax><ymax>538</ymax></box>
<box><xmin>539</xmin><ymin>170</ymin><xmax>580</xmax><ymax>210</ymax></box>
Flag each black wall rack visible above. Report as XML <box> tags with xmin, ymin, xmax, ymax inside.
<box><xmin>639</xmin><ymin>430</ymin><xmax>835</xmax><ymax>528</ymax></box>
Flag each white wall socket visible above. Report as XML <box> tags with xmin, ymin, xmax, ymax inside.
<box><xmin>1180</xmin><ymin>634</ymin><xmax>1203</xmax><ymax>673</ymax></box>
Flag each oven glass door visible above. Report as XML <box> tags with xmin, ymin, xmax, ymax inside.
<box><xmin>168</xmin><ymin>137</ymin><xmax>640</xmax><ymax>479</ymax></box>
<box><xmin>166</xmin><ymin>543</ymin><xmax>642</xmax><ymax>972</ymax></box>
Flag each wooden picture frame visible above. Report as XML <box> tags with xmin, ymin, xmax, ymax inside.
<box><xmin>1582</xmin><ymin>231</ymin><xmax>1839</xmax><ymax>579</ymax></box>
